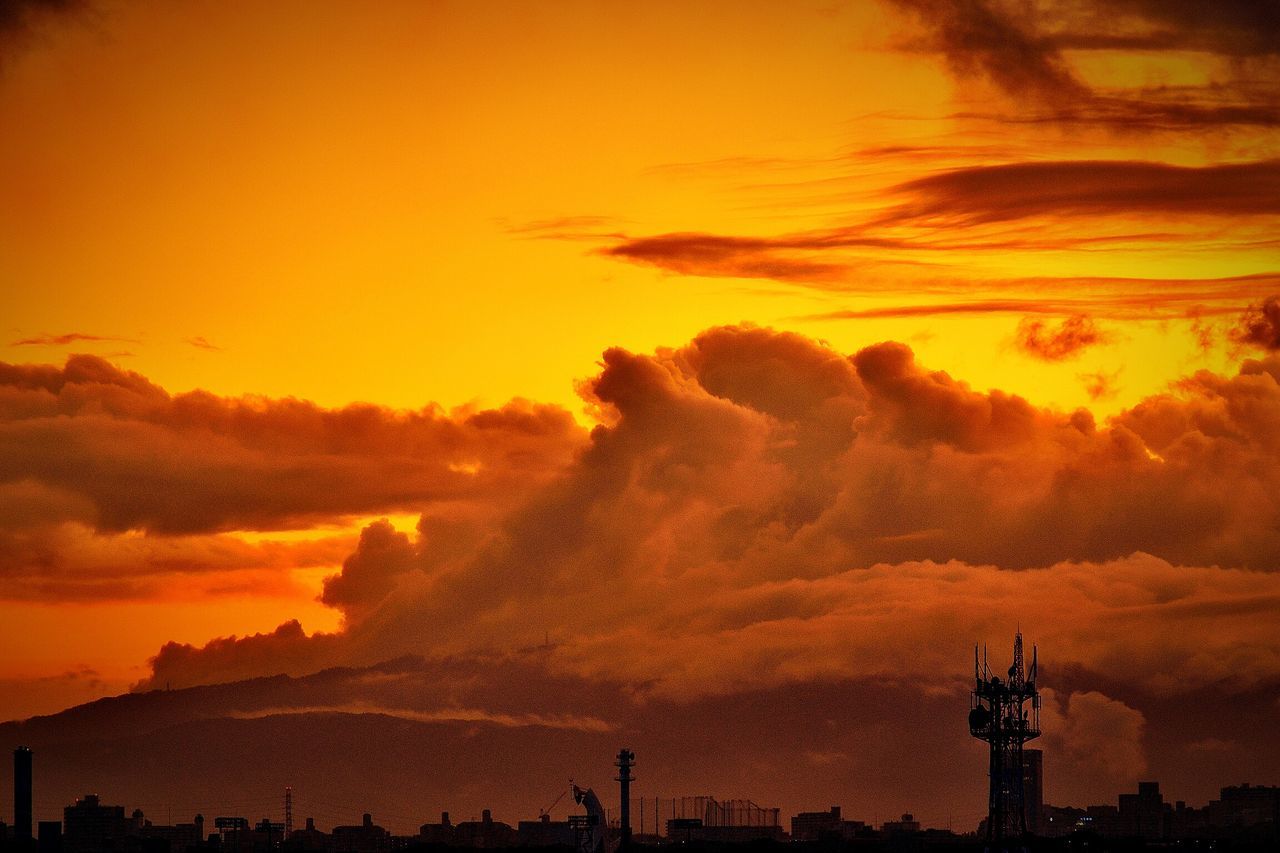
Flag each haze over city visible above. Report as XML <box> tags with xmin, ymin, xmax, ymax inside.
<box><xmin>1</xmin><ymin>0</ymin><xmax>1279</xmax><ymax>842</ymax></box>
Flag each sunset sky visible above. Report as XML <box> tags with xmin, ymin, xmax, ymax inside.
<box><xmin>2</xmin><ymin>0</ymin><xmax>1280</xmax><ymax>828</ymax></box>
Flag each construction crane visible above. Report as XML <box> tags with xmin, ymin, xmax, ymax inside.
<box><xmin>540</xmin><ymin>786</ymin><xmax>570</xmax><ymax>819</ymax></box>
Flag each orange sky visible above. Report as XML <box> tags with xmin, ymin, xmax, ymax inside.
<box><xmin>1</xmin><ymin>0</ymin><xmax>1279</xmax><ymax>819</ymax></box>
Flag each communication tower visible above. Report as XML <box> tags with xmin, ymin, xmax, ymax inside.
<box><xmin>969</xmin><ymin>633</ymin><xmax>1040</xmax><ymax>849</ymax></box>
<box><xmin>615</xmin><ymin>749</ymin><xmax>635</xmax><ymax>851</ymax></box>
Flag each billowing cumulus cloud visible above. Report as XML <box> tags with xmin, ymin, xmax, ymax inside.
<box><xmin>0</xmin><ymin>355</ymin><xmax>585</xmax><ymax>602</ymax></box>
<box><xmin>1039</xmin><ymin>689</ymin><xmax>1148</xmax><ymax>804</ymax></box>
<box><xmin>144</xmin><ymin>620</ymin><xmax>342</xmax><ymax>693</ymax></box>
<box><xmin>133</xmin><ymin>327</ymin><xmax>1280</xmax><ymax>727</ymax></box>
<box><xmin>319</xmin><ymin>520</ymin><xmax>416</xmax><ymax>622</ymax></box>
<box><xmin>0</xmin><ymin>355</ymin><xmax>585</xmax><ymax>536</ymax></box>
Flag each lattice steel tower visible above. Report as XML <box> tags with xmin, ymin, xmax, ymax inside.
<box><xmin>969</xmin><ymin>633</ymin><xmax>1040</xmax><ymax>849</ymax></box>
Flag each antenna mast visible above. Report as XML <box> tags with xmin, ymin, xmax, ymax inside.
<box><xmin>968</xmin><ymin>633</ymin><xmax>1041</xmax><ymax>851</ymax></box>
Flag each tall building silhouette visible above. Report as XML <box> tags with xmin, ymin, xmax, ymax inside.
<box><xmin>1022</xmin><ymin>748</ymin><xmax>1043</xmax><ymax>834</ymax></box>
<box><xmin>14</xmin><ymin>747</ymin><xmax>32</xmax><ymax>841</ymax></box>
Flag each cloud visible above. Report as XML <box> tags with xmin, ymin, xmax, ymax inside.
<box><xmin>600</xmin><ymin>232</ymin><xmax>863</xmax><ymax>282</ymax></box>
<box><xmin>1041</xmin><ymin>0</ymin><xmax>1280</xmax><ymax>59</ymax></box>
<box><xmin>1039</xmin><ymin>689</ymin><xmax>1147</xmax><ymax>804</ymax></box>
<box><xmin>881</xmin><ymin>160</ymin><xmax>1280</xmax><ymax>227</ymax></box>
<box><xmin>0</xmin><ymin>354</ymin><xmax>585</xmax><ymax>536</ymax></box>
<box><xmin>501</xmin><ymin>215</ymin><xmax>624</xmax><ymax>241</ymax></box>
<box><xmin>144</xmin><ymin>620</ymin><xmax>341</xmax><ymax>692</ymax></box>
<box><xmin>956</xmin><ymin>96</ymin><xmax>1280</xmax><ymax>132</ymax></box>
<box><xmin>1078</xmin><ymin>369</ymin><xmax>1121</xmax><ymax>402</ymax></box>
<box><xmin>1014</xmin><ymin>315</ymin><xmax>1111</xmax><ymax>361</ymax></box>
<box><xmin>0</xmin><ymin>517</ymin><xmax>354</xmax><ymax>602</ymax></box>
<box><xmin>9</xmin><ymin>332</ymin><xmax>137</xmax><ymax>347</ymax></box>
<box><xmin>794</xmin><ymin>277</ymin><xmax>1280</xmax><ymax>322</ymax></box>
<box><xmin>185</xmin><ymin>336</ymin><xmax>222</xmax><ymax>351</ymax></box>
<box><xmin>130</xmin><ymin>328</ymin><xmax>1280</xmax><ymax>716</ymax></box>
<box><xmin>1231</xmin><ymin>294</ymin><xmax>1280</xmax><ymax>350</ymax></box>
<box><xmin>0</xmin><ymin>0</ymin><xmax>86</xmax><ymax>44</ymax></box>
<box><xmin>883</xmin><ymin>0</ymin><xmax>1280</xmax><ymax>130</ymax></box>
<box><xmin>320</xmin><ymin>520</ymin><xmax>416</xmax><ymax>623</ymax></box>
<box><xmin>801</xmin><ymin>295</ymin><xmax>1248</xmax><ymax>322</ymax></box>
<box><xmin>597</xmin><ymin>226</ymin><xmax>1247</xmax><ymax>284</ymax></box>
<box><xmin>593</xmin><ymin>167</ymin><xmax>1278</xmax><ymax>302</ymax></box>
<box><xmin>225</xmin><ymin>702</ymin><xmax>614</xmax><ymax>733</ymax></box>
<box><xmin>888</xmin><ymin>0</ymin><xmax>1090</xmax><ymax>104</ymax></box>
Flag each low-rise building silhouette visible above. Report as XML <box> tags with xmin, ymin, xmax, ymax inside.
<box><xmin>881</xmin><ymin>813</ymin><xmax>921</xmax><ymax>836</ymax></box>
<box><xmin>330</xmin><ymin>814</ymin><xmax>388</xmax><ymax>853</ymax></box>
<box><xmin>515</xmin><ymin>814</ymin><xmax>572</xmax><ymax>847</ymax></box>
<box><xmin>417</xmin><ymin>812</ymin><xmax>454</xmax><ymax>846</ymax></box>
<box><xmin>790</xmin><ymin>806</ymin><xmax>868</xmax><ymax>841</ymax></box>
<box><xmin>1206</xmin><ymin>783</ymin><xmax>1280</xmax><ymax>832</ymax></box>
<box><xmin>450</xmin><ymin>810</ymin><xmax>516</xmax><ymax>848</ymax></box>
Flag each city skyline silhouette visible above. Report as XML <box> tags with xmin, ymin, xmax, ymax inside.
<box><xmin>2</xmin><ymin>648</ymin><xmax>1276</xmax><ymax>851</ymax></box>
